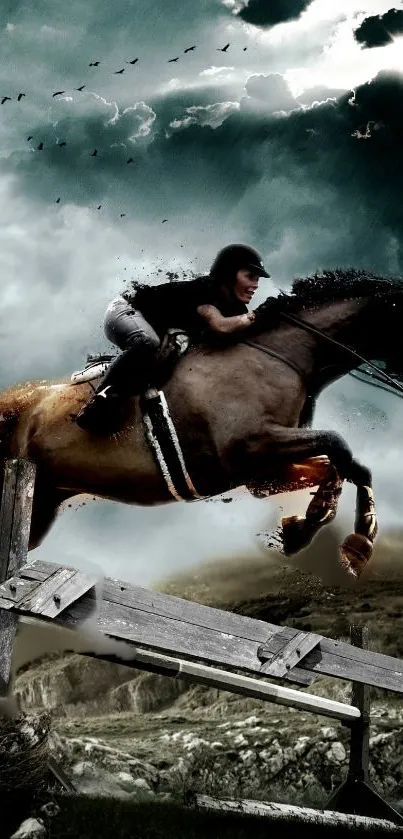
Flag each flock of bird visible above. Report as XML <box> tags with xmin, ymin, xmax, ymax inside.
<box><xmin>1</xmin><ymin>42</ymin><xmax>247</xmax><ymax>220</ymax></box>
<box><xmin>1</xmin><ymin>42</ymin><xmax>247</xmax><ymax>105</ymax></box>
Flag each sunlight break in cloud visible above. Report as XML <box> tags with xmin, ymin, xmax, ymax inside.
<box><xmin>285</xmin><ymin>5</ymin><xmax>403</xmax><ymax>96</ymax></box>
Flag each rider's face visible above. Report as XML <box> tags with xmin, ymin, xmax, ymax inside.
<box><xmin>234</xmin><ymin>269</ymin><xmax>259</xmax><ymax>304</ymax></box>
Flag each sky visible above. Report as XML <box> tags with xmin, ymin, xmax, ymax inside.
<box><xmin>1</xmin><ymin>0</ymin><xmax>403</xmax><ymax>589</ymax></box>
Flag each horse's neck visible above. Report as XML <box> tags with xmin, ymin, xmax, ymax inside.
<box><xmin>301</xmin><ymin>298</ymin><xmax>378</xmax><ymax>359</ymax></box>
<box><xmin>307</xmin><ymin>298</ymin><xmax>370</xmax><ymax>338</ymax></box>
<box><xmin>256</xmin><ymin>298</ymin><xmax>378</xmax><ymax>384</ymax></box>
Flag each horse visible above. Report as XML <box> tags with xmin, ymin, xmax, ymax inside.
<box><xmin>0</xmin><ymin>268</ymin><xmax>400</xmax><ymax>579</ymax></box>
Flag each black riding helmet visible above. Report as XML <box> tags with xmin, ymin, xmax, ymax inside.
<box><xmin>210</xmin><ymin>244</ymin><xmax>271</xmax><ymax>281</ymax></box>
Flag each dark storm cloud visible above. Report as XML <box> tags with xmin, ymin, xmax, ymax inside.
<box><xmin>7</xmin><ymin>69</ymin><xmax>403</xmax><ymax>274</ymax></box>
<box><xmin>0</xmin><ymin>0</ymin><xmax>222</xmax><ymax>41</ymax></box>
<box><xmin>152</xmin><ymin>69</ymin><xmax>403</xmax><ymax>271</ymax></box>
<box><xmin>238</xmin><ymin>0</ymin><xmax>312</xmax><ymax>28</ymax></box>
<box><xmin>354</xmin><ymin>9</ymin><xmax>403</xmax><ymax>49</ymax></box>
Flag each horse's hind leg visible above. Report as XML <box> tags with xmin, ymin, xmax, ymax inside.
<box><xmin>29</xmin><ymin>483</ymin><xmax>74</xmax><ymax>551</ymax></box>
<box><xmin>280</xmin><ymin>464</ymin><xmax>344</xmax><ymax>555</ymax></box>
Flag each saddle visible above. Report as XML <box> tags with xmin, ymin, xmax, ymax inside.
<box><xmin>70</xmin><ymin>329</ymin><xmax>190</xmax><ymax>387</ymax></box>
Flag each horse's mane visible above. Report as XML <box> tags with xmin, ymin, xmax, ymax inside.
<box><xmin>254</xmin><ymin>267</ymin><xmax>403</xmax><ymax>328</ymax></box>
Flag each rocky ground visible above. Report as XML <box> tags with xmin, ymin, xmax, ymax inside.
<box><xmin>42</xmin><ymin>690</ymin><xmax>403</xmax><ymax>810</ymax></box>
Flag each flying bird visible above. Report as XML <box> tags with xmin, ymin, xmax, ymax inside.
<box><xmin>17</xmin><ymin>93</ymin><xmax>26</xmax><ymax>101</ymax></box>
<box><xmin>97</xmin><ymin>205</ymin><xmax>102</xmax><ymax>210</ymax></box>
<box><xmin>90</xmin><ymin>149</ymin><xmax>98</xmax><ymax>156</ymax></box>
<box><xmin>184</xmin><ymin>46</ymin><xmax>196</xmax><ymax>53</ymax></box>
<box><xmin>114</xmin><ymin>68</ymin><xmax>125</xmax><ymax>74</ymax></box>
<box><xmin>52</xmin><ymin>91</ymin><xmax>65</xmax><ymax>97</ymax></box>
<box><xmin>57</xmin><ymin>140</ymin><xmax>66</xmax><ymax>146</ymax></box>
<box><xmin>55</xmin><ymin>197</ymin><xmax>60</xmax><ymax>203</ymax></box>
<box><xmin>120</xmin><ymin>213</ymin><xmax>126</xmax><ymax>217</ymax></box>
<box><xmin>126</xmin><ymin>157</ymin><xmax>134</xmax><ymax>164</ymax></box>
<box><xmin>1</xmin><ymin>96</ymin><xmax>11</xmax><ymax>104</ymax></box>
<box><xmin>126</xmin><ymin>58</ymin><xmax>138</xmax><ymax>64</ymax></box>
<box><xmin>75</xmin><ymin>85</ymin><xmax>85</xmax><ymax>91</ymax></box>
<box><xmin>37</xmin><ymin>142</ymin><xmax>43</xmax><ymax>150</ymax></box>
<box><xmin>89</xmin><ymin>61</ymin><xmax>100</xmax><ymax>66</ymax></box>
<box><xmin>168</xmin><ymin>57</ymin><xmax>179</xmax><ymax>62</ymax></box>
<box><xmin>217</xmin><ymin>43</ymin><xmax>230</xmax><ymax>52</ymax></box>
<box><xmin>27</xmin><ymin>135</ymin><xmax>33</xmax><ymax>141</ymax></box>
<box><xmin>162</xmin><ymin>219</ymin><xmax>168</xmax><ymax>223</ymax></box>
<box><xmin>243</xmin><ymin>47</ymin><xmax>247</xmax><ymax>51</ymax></box>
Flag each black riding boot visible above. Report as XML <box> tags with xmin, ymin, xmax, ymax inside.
<box><xmin>75</xmin><ymin>344</ymin><xmax>156</xmax><ymax>434</ymax></box>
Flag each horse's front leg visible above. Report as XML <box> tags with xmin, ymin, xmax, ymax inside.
<box><xmin>339</xmin><ymin>459</ymin><xmax>378</xmax><ymax>578</ymax></box>
<box><xmin>280</xmin><ymin>459</ymin><xmax>377</xmax><ymax>578</ymax></box>
<box><xmin>234</xmin><ymin>426</ymin><xmax>377</xmax><ymax>578</ymax></box>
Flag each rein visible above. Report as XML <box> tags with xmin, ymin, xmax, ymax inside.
<box><xmin>242</xmin><ymin>310</ymin><xmax>403</xmax><ymax>398</ymax></box>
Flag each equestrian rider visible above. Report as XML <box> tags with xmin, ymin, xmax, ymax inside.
<box><xmin>75</xmin><ymin>244</ymin><xmax>271</xmax><ymax>433</ymax></box>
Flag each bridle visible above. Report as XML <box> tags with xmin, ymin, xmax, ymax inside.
<box><xmin>242</xmin><ymin>310</ymin><xmax>403</xmax><ymax>398</ymax></box>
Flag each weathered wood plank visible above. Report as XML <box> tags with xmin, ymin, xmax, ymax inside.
<box><xmin>17</xmin><ymin>564</ymin><xmax>403</xmax><ymax>676</ymax></box>
<box><xmin>16</xmin><ymin>557</ymin><xmax>60</xmax><ymax>582</ymax></box>
<box><xmin>0</xmin><ymin>460</ymin><xmax>18</xmax><ymax>583</ymax></box>
<box><xmin>258</xmin><ymin>631</ymin><xmax>322</xmax><ymax>677</ymax></box>
<box><xmin>19</xmin><ymin>566</ymin><xmax>98</xmax><ymax>618</ymax></box>
<box><xmin>194</xmin><ymin>795</ymin><xmax>403</xmax><ymax>832</ymax></box>
<box><xmin>0</xmin><ymin>459</ymin><xmax>36</xmax><ymax>694</ymax></box>
<box><xmin>0</xmin><ymin>576</ymin><xmax>43</xmax><ymax>608</ymax></box>
<box><xmin>349</xmin><ymin>625</ymin><xmax>371</xmax><ymax>779</ymax></box>
<box><xmin>72</xmin><ymin>577</ymin><xmax>403</xmax><ymax>679</ymax></box>
<box><xmin>51</xmin><ymin>595</ymin><xmax>403</xmax><ymax>694</ymax></box>
<box><xmin>17</xmin><ymin>561</ymin><xmax>273</xmax><ymax>640</ymax></box>
<box><xmin>87</xmin><ymin>599</ymin><xmax>259</xmax><ymax>671</ymax></box>
<box><xmin>38</xmin><ymin>569</ymin><xmax>98</xmax><ymax>618</ymax></box>
<box><xmin>6</xmin><ymin>560</ymin><xmax>403</xmax><ymax>693</ymax></box>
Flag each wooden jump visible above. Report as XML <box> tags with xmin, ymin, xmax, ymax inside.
<box><xmin>1</xmin><ymin>458</ymin><xmax>403</xmax><ymax>826</ymax></box>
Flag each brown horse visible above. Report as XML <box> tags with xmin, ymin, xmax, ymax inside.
<box><xmin>0</xmin><ymin>268</ymin><xmax>400</xmax><ymax>578</ymax></box>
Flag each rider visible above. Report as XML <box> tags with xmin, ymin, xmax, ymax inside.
<box><xmin>75</xmin><ymin>243</ymin><xmax>271</xmax><ymax>433</ymax></box>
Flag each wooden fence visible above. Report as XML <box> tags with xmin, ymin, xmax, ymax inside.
<box><xmin>0</xmin><ymin>458</ymin><xmax>403</xmax><ymax>826</ymax></box>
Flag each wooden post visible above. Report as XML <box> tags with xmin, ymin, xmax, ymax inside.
<box><xmin>0</xmin><ymin>458</ymin><xmax>36</xmax><ymax>695</ymax></box>
<box><xmin>325</xmin><ymin>624</ymin><xmax>403</xmax><ymax>825</ymax></box>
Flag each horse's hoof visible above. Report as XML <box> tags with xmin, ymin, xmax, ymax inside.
<box><xmin>339</xmin><ymin>533</ymin><xmax>373</xmax><ymax>578</ymax></box>
<box><xmin>281</xmin><ymin>515</ymin><xmax>313</xmax><ymax>555</ymax></box>
<box><xmin>256</xmin><ymin>526</ymin><xmax>285</xmax><ymax>554</ymax></box>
